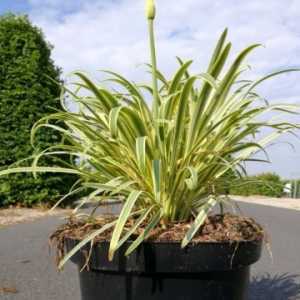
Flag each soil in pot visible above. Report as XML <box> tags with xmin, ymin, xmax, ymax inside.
<box><xmin>50</xmin><ymin>213</ymin><xmax>264</xmax><ymax>254</ymax></box>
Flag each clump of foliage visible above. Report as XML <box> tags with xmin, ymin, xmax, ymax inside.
<box><xmin>230</xmin><ymin>173</ymin><xmax>284</xmax><ymax>198</ymax></box>
<box><xmin>0</xmin><ymin>0</ymin><xmax>299</xmax><ymax>267</ymax></box>
<box><xmin>0</xmin><ymin>14</ymin><xmax>75</xmax><ymax>207</ymax></box>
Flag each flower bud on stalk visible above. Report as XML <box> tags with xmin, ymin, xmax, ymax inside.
<box><xmin>146</xmin><ymin>0</ymin><xmax>156</xmax><ymax>20</ymax></box>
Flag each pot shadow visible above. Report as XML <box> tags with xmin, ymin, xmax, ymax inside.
<box><xmin>248</xmin><ymin>273</ymin><xmax>300</xmax><ymax>300</ymax></box>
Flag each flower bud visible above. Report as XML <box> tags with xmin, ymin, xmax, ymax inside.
<box><xmin>146</xmin><ymin>0</ymin><xmax>156</xmax><ymax>20</ymax></box>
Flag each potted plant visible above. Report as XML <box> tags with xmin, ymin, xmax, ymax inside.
<box><xmin>1</xmin><ymin>1</ymin><xmax>299</xmax><ymax>299</ymax></box>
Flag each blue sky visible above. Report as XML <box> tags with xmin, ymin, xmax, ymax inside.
<box><xmin>0</xmin><ymin>1</ymin><xmax>30</xmax><ymax>14</ymax></box>
<box><xmin>1</xmin><ymin>0</ymin><xmax>300</xmax><ymax>178</ymax></box>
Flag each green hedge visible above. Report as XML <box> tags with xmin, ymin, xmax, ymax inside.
<box><xmin>230</xmin><ymin>173</ymin><xmax>284</xmax><ymax>198</ymax></box>
<box><xmin>0</xmin><ymin>14</ymin><xmax>76</xmax><ymax>207</ymax></box>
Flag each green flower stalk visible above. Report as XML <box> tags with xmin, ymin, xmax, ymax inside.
<box><xmin>146</xmin><ymin>0</ymin><xmax>160</xmax><ymax>121</ymax></box>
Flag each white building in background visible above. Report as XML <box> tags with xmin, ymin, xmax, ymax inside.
<box><xmin>283</xmin><ymin>182</ymin><xmax>292</xmax><ymax>195</ymax></box>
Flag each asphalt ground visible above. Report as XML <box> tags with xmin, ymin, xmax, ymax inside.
<box><xmin>0</xmin><ymin>202</ymin><xmax>300</xmax><ymax>300</ymax></box>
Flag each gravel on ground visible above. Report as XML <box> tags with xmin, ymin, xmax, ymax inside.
<box><xmin>0</xmin><ymin>207</ymin><xmax>70</xmax><ymax>227</ymax></box>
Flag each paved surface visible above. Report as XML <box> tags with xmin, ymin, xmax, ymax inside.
<box><xmin>234</xmin><ymin>195</ymin><xmax>300</xmax><ymax>211</ymax></box>
<box><xmin>0</xmin><ymin>203</ymin><xmax>300</xmax><ymax>300</ymax></box>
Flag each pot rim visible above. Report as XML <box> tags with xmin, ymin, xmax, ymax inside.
<box><xmin>65</xmin><ymin>236</ymin><xmax>263</xmax><ymax>273</ymax></box>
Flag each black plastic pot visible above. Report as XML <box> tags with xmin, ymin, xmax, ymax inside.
<box><xmin>66</xmin><ymin>237</ymin><xmax>262</xmax><ymax>300</ymax></box>
<box><xmin>66</xmin><ymin>239</ymin><xmax>262</xmax><ymax>300</ymax></box>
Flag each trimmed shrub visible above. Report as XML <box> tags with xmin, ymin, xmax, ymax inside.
<box><xmin>0</xmin><ymin>14</ymin><xmax>75</xmax><ymax>207</ymax></box>
<box><xmin>230</xmin><ymin>173</ymin><xmax>284</xmax><ymax>198</ymax></box>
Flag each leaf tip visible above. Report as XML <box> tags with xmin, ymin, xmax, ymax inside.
<box><xmin>181</xmin><ymin>239</ymin><xmax>188</xmax><ymax>249</ymax></box>
<box><xmin>108</xmin><ymin>249</ymin><xmax>114</xmax><ymax>262</ymax></box>
<box><xmin>58</xmin><ymin>261</ymin><xmax>64</xmax><ymax>270</ymax></box>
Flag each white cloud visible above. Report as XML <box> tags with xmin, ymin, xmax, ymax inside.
<box><xmin>26</xmin><ymin>0</ymin><xmax>300</xmax><ymax>178</ymax></box>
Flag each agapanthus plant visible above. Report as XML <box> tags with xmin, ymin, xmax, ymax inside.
<box><xmin>1</xmin><ymin>0</ymin><xmax>299</xmax><ymax>268</ymax></box>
